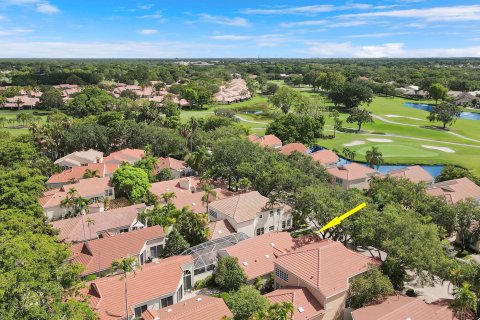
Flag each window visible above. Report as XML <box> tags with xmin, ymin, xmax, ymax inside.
<box><xmin>335</xmin><ymin>177</ymin><xmax>343</xmax><ymax>185</ymax></box>
<box><xmin>277</xmin><ymin>209</ymin><xmax>280</xmax><ymax>213</ymax></box>
<box><xmin>177</xmin><ymin>285</ymin><xmax>183</xmax><ymax>302</ymax></box>
<box><xmin>209</xmin><ymin>210</ymin><xmax>217</xmax><ymax>220</ymax></box>
<box><xmin>149</xmin><ymin>244</ymin><xmax>163</xmax><ymax>258</ymax></box>
<box><xmin>161</xmin><ymin>296</ymin><xmax>173</xmax><ymax>308</ymax></box>
<box><xmin>282</xmin><ymin>221</ymin><xmax>286</xmax><ymax>229</ymax></box>
<box><xmin>134</xmin><ymin>305</ymin><xmax>147</xmax><ymax>318</ymax></box>
<box><xmin>287</xmin><ymin>219</ymin><xmax>291</xmax><ymax>227</ymax></box>
<box><xmin>275</xmin><ymin>268</ymin><xmax>289</xmax><ymax>282</ymax></box>
<box><xmin>275</xmin><ymin>283</ymin><xmax>282</xmax><ymax>289</ymax></box>
<box><xmin>105</xmin><ymin>188</ymin><xmax>113</xmax><ymax>197</ymax></box>
<box><xmin>91</xmin><ymin>196</ymin><xmax>101</xmax><ymax>203</ymax></box>
<box><xmin>259</xmin><ymin>214</ymin><xmax>263</xmax><ymax>219</ymax></box>
<box><xmin>269</xmin><ymin>212</ymin><xmax>273</xmax><ymax>217</ymax></box>
<box><xmin>269</xmin><ymin>226</ymin><xmax>274</xmax><ymax>231</ymax></box>
<box><xmin>81</xmin><ymin>163</ymin><xmax>88</xmax><ymax>167</ymax></box>
<box><xmin>256</xmin><ymin>227</ymin><xmax>265</xmax><ymax>236</ymax></box>
<box><xmin>119</xmin><ymin>228</ymin><xmax>129</xmax><ymax>234</ymax></box>
<box><xmin>140</xmin><ymin>251</ymin><xmax>145</xmax><ymax>265</ymax></box>
<box><xmin>183</xmin><ymin>270</ymin><xmax>192</xmax><ymax>290</ymax></box>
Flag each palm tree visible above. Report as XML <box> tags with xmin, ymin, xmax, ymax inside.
<box><xmin>83</xmin><ymin>169</ymin><xmax>100</xmax><ymax>179</ymax></box>
<box><xmin>342</xmin><ymin>147</ymin><xmax>356</xmax><ymax>162</ymax></box>
<box><xmin>185</xmin><ymin>146</ymin><xmax>210</xmax><ymax>175</ymax></box>
<box><xmin>269</xmin><ymin>302</ymin><xmax>294</xmax><ymax>320</ymax></box>
<box><xmin>111</xmin><ymin>257</ymin><xmax>138</xmax><ymax>320</ymax></box>
<box><xmin>365</xmin><ymin>146</ymin><xmax>384</xmax><ymax>169</ymax></box>
<box><xmin>187</xmin><ymin>117</ymin><xmax>199</xmax><ymax>152</ymax></box>
<box><xmin>86</xmin><ymin>217</ymin><xmax>95</xmax><ymax>243</ymax></box>
<box><xmin>160</xmin><ymin>192</ymin><xmax>176</xmax><ymax>205</ymax></box>
<box><xmin>0</xmin><ymin>117</ymin><xmax>6</xmax><ymax>128</ymax></box>
<box><xmin>201</xmin><ymin>184</ymin><xmax>217</xmax><ymax>213</ymax></box>
<box><xmin>452</xmin><ymin>283</ymin><xmax>477</xmax><ymax>320</ymax></box>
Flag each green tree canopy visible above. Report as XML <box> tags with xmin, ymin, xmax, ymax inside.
<box><xmin>346</xmin><ymin>107</ymin><xmax>373</xmax><ymax>132</ymax></box>
<box><xmin>349</xmin><ymin>268</ymin><xmax>394</xmax><ymax>308</ymax></box>
<box><xmin>215</xmin><ymin>256</ymin><xmax>248</xmax><ymax>291</ymax></box>
<box><xmin>225</xmin><ymin>286</ymin><xmax>269</xmax><ymax>320</ymax></box>
<box><xmin>427</xmin><ymin>102</ymin><xmax>461</xmax><ymax>129</ymax></box>
<box><xmin>112</xmin><ymin>164</ymin><xmax>151</xmax><ymax>203</ymax></box>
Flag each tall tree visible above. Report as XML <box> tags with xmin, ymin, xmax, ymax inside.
<box><xmin>452</xmin><ymin>283</ymin><xmax>477</xmax><ymax>320</ymax></box>
<box><xmin>349</xmin><ymin>268</ymin><xmax>394</xmax><ymax>308</ymax></box>
<box><xmin>215</xmin><ymin>256</ymin><xmax>248</xmax><ymax>291</ymax></box>
<box><xmin>201</xmin><ymin>184</ymin><xmax>217</xmax><ymax>213</ymax></box>
<box><xmin>112</xmin><ymin>165</ymin><xmax>151</xmax><ymax>203</ymax></box>
<box><xmin>110</xmin><ymin>256</ymin><xmax>138</xmax><ymax>320</ymax></box>
<box><xmin>427</xmin><ymin>102</ymin><xmax>461</xmax><ymax>129</ymax></box>
<box><xmin>346</xmin><ymin>107</ymin><xmax>373</xmax><ymax>132</ymax></box>
<box><xmin>365</xmin><ymin>146</ymin><xmax>384</xmax><ymax>169</ymax></box>
<box><xmin>428</xmin><ymin>83</ymin><xmax>448</xmax><ymax>105</ymax></box>
<box><xmin>269</xmin><ymin>86</ymin><xmax>303</xmax><ymax>114</ymax></box>
<box><xmin>162</xmin><ymin>228</ymin><xmax>190</xmax><ymax>257</ymax></box>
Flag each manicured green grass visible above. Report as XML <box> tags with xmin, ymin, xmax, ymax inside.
<box><xmin>354</xmin><ymin>144</ymin><xmax>439</xmax><ymax>158</ymax></box>
<box><xmin>0</xmin><ymin>109</ymin><xmax>47</xmax><ymax>136</ymax></box>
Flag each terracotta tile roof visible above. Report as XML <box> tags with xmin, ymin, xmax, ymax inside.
<box><xmin>155</xmin><ymin>157</ymin><xmax>187</xmax><ymax>173</ymax></box>
<box><xmin>39</xmin><ymin>177</ymin><xmax>112</xmax><ymax>208</ymax></box>
<box><xmin>222</xmin><ymin>232</ymin><xmax>300</xmax><ymax>280</ymax></box>
<box><xmin>276</xmin><ymin>240</ymin><xmax>374</xmax><ymax>298</ymax></box>
<box><xmin>104</xmin><ymin>148</ymin><xmax>144</xmax><ymax>164</ymax></box>
<box><xmin>280</xmin><ymin>143</ymin><xmax>308</xmax><ymax>155</ymax></box>
<box><xmin>351</xmin><ymin>296</ymin><xmax>458</xmax><ymax>320</ymax></box>
<box><xmin>47</xmin><ymin>163</ymin><xmax>106</xmax><ymax>184</ymax></box>
<box><xmin>208</xmin><ymin>219</ymin><xmax>236</xmax><ymax>240</ymax></box>
<box><xmin>214</xmin><ymin>79</ymin><xmax>251</xmax><ymax>103</ymax></box>
<box><xmin>327</xmin><ymin>163</ymin><xmax>380</xmax><ymax>181</ymax></box>
<box><xmin>209</xmin><ymin>191</ymin><xmax>279</xmax><ymax>223</ymax></box>
<box><xmin>50</xmin><ymin>204</ymin><xmax>147</xmax><ymax>243</ymax></box>
<box><xmin>310</xmin><ymin>150</ymin><xmax>339</xmax><ymax>166</ymax></box>
<box><xmin>142</xmin><ymin>295</ymin><xmax>233</xmax><ymax>320</ymax></box>
<box><xmin>264</xmin><ymin>287</ymin><xmax>324</xmax><ymax>320</ymax></box>
<box><xmin>70</xmin><ymin>226</ymin><xmax>165</xmax><ymax>276</ymax></box>
<box><xmin>54</xmin><ymin>149</ymin><xmax>103</xmax><ymax>166</ymax></box>
<box><xmin>426</xmin><ymin>177</ymin><xmax>480</xmax><ymax>204</ymax></box>
<box><xmin>5</xmin><ymin>95</ymin><xmax>40</xmax><ymax>107</ymax></box>
<box><xmin>150</xmin><ymin>178</ymin><xmax>233</xmax><ymax>214</ymax></box>
<box><xmin>85</xmin><ymin>255</ymin><xmax>193</xmax><ymax>320</ymax></box>
<box><xmin>248</xmin><ymin>134</ymin><xmax>282</xmax><ymax>148</ymax></box>
<box><xmin>386</xmin><ymin>165</ymin><xmax>434</xmax><ymax>184</ymax></box>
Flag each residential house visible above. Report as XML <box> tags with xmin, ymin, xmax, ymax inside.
<box><xmin>208</xmin><ymin>219</ymin><xmax>236</xmax><ymax>240</ymax></box>
<box><xmin>70</xmin><ymin>225</ymin><xmax>165</xmax><ymax>277</ymax></box>
<box><xmin>104</xmin><ymin>148</ymin><xmax>145</xmax><ymax>165</ymax></box>
<box><xmin>454</xmin><ymin>92</ymin><xmax>476</xmax><ymax>106</ymax></box>
<box><xmin>54</xmin><ymin>149</ymin><xmax>104</xmax><ymax>170</ymax></box>
<box><xmin>214</xmin><ymin>79</ymin><xmax>251</xmax><ymax>104</ymax></box>
<box><xmin>456</xmin><ymin>221</ymin><xmax>480</xmax><ymax>252</ymax></box>
<box><xmin>155</xmin><ymin>157</ymin><xmax>191</xmax><ymax>178</ymax></box>
<box><xmin>385</xmin><ymin>165</ymin><xmax>434</xmax><ymax>185</ymax></box>
<box><xmin>327</xmin><ymin>163</ymin><xmax>380</xmax><ymax>190</ymax></box>
<box><xmin>46</xmin><ymin>162</ymin><xmax>118</xmax><ymax>188</ymax></box>
<box><xmin>426</xmin><ymin>177</ymin><xmax>480</xmax><ymax>204</ymax></box>
<box><xmin>84</xmin><ymin>255</ymin><xmax>194</xmax><ymax>320</ymax></box>
<box><xmin>150</xmin><ymin>177</ymin><xmax>233</xmax><ymax>214</ymax></box>
<box><xmin>273</xmin><ymin>240</ymin><xmax>374</xmax><ymax>320</ymax></box>
<box><xmin>4</xmin><ymin>96</ymin><xmax>39</xmax><ymax>109</ymax></box>
<box><xmin>351</xmin><ymin>295</ymin><xmax>457</xmax><ymax>320</ymax></box>
<box><xmin>280</xmin><ymin>143</ymin><xmax>309</xmax><ymax>156</ymax></box>
<box><xmin>208</xmin><ymin>191</ymin><xmax>293</xmax><ymax>238</ymax></box>
<box><xmin>265</xmin><ymin>287</ymin><xmax>324</xmax><ymax>320</ymax></box>
<box><xmin>39</xmin><ymin>177</ymin><xmax>115</xmax><ymax>220</ymax></box>
<box><xmin>310</xmin><ymin>149</ymin><xmax>339</xmax><ymax>168</ymax></box>
<box><xmin>51</xmin><ymin>203</ymin><xmax>148</xmax><ymax>243</ymax></box>
<box><xmin>218</xmin><ymin>232</ymin><xmax>298</xmax><ymax>281</ymax></box>
<box><xmin>142</xmin><ymin>296</ymin><xmax>233</xmax><ymax>320</ymax></box>
<box><xmin>248</xmin><ymin>134</ymin><xmax>283</xmax><ymax>149</ymax></box>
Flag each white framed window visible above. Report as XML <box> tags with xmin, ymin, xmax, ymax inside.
<box><xmin>269</xmin><ymin>226</ymin><xmax>274</xmax><ymax>231</ymax></box>
<box><xmin>282</xmin><ymin>221</ymin><xmax>286</xmax><ymax>229</ymax></box>
<box><xmin>259</xmin><ymin>214</ymin><xmax>263</xmax><ymax>219</ymax></box>
<box><xmin>287</xmin><ymin>219</ymin><xmax>291</xmax><ymax>227</ymax></box>
<box><xmin>275</xmin><ymin>268</ymin><xmax>289</xmax><ymax>282</ymax></box>
<box><xmin>256</xmin><ymin>227</ymin><xmax>265</xmax><ymax>236</ymax></box>
<box><xmin>149</xmin><ymin>244</ymin><xmax>163</xmax><ymax>258</ymax></box>
<box><xmin>134</xmin><ymin>305</ymin><xmax>147</xmax><ymax>318</ymax></box>
<box><xmin>209</xmin><ymin>210</ymin><xmax>217</xmax><ymax>219</ymax></box>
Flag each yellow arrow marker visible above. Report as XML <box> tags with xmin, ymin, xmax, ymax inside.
<box><xmin>318</xmin><ymin>202</ymin><xmax>367</xmax><ymax>233</ymax></box>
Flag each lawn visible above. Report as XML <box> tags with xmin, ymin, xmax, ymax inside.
<box><xmin>0</xmin><ymin>109</ymin><xmax>48</xmax><ymax>136</ymax></box>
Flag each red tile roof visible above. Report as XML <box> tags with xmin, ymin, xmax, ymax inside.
<box><xmin>50</xmin><ymin>204</ymin><xmax>146</xmax><ymax>243</ymax></box>
<box><xmin>209</xmin><ymin>191</ymin><xmax>281</xmax><ymax>223</ymax></box>
<box><xmin>155</xmin><ymin>157</ymin><xmax>187</xmax><ymax>173</ymax></box>
<box><xmin>264</xmin><ymin>287</ymin><xmax>324</xmax><ymax>320</ymax></box>
<box><xmin>426</xmin><ymin>177</ymin><xmax>480</xmax><ymax>204</ymax></box>
<box><xmin>386</xmin><ymin>165</ymin><xmax>434</xmax><ymax>184</ymax></box>
<box><xmin>104</xmin><ymin>148</ymin><xmax>144</xmax><ymax>164</ymax></box>
<box><xmin>85</xmin><ymin>255</ymin><xmax>193</xmax><ymax>320</ymax></box>
<box><xmin>208</xmin><ymin>219</ymin><xmax>236</xmax><ymax>240</ymax></box>
<box><xmin>280</xmin><ymin>143</ymin><xmax>308</xmax><ymax>155</ymax></box>
<box><xmin>142</xmin><ymin>295</ymin><xmax>233</xmax><ymax>320</ymax></box>
<box><xmin>47</xmin><ymin>163</ymin><xmax>106</xmax><ymax>184</ymax></box>
<box><xmin>248</xmin><ymin>134</ymin><xmax>282</xmax><ymax>148</ymax></box>
<box><xmin>310</xmin><ymin>150</ymin><xmax>339</xmax><ymax>166</ymax></box>
<box><xmin>351</xmin><ymin>296</ymin><xmax>457</xmax><ymax>320</ymax></box>
<box><xmin>222</xmin><ymin>232</ymin><xmax>300</xmax><ymax>280</ymax></box>
<box><xmin>54</xmin><ymin>149</ymin><xmax>103</xmax><ymax>166</ymax></box>
<box><xmin>275</xmin><ymin>240</ymin><xmax>374</xmax><ymax>298</ymax></box>
<box><xmin>39</xmin><ymin>177</ymin><xmax>112</xmax><ymax>208</ymax></box>
<box><xmin>70</xmin><ymin>226</ymin><xmax>165</xmax><ymax>276</ymax></box>
<box><xmin>327</xmin><ymin>163</ymin><xmax>379</xmax><ymax>181</ymax></box>
<box><xmin>150</xmin><ymin>177</ymin><xmax>233</xmax><ymax>214</ymax></box>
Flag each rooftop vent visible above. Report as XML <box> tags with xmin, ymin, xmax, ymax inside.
<box><xmin>298</xmin><ymin>307</ymin><xmax>305</xmax><ymax>313</ymax></box>
<box><xmin>265</xmin><ymin>254</ymin><xmax>270</xmax><ymax>258</ymax></box>
<box><xmin>167</xmin><ymin>309</ymin><xmax>173</xmax><ymax>312</ymax></box>
<box><xmin>218</xmin><ymin>230</ymin><xmax>223</xmax><ymax>234</ymax></box>
<box><xmin>270</xmin><ymin>242</ymin><xmax>275</xmax><ymax>247</ymax></box>
<box><xmin>243</xmin><ymin>261</ymin><xmax>248</xmax><ymax>266</ymax></box>
<box><xmin>196</xmin><ymin>297</ymin><xmax>202</xmax><ymax>301</ymax></box>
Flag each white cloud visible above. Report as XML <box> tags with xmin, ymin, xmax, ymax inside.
<box><xmin>339</xmin><ymin>5</ymin><xmax>480</xmax><ymax>22</ymax></box>
<box><xmin>138</xmin><ymin>29</ymin><xmax>158</xmax><ymax>35</ymax></box>
<box><xmin>303</xmin><ymin>41</ymin><xmax>480</xmax><ymax>58</ymax></box>
<box><xmin>346</xmin><ymin>32</ymin><xmax>411</xmax><ymax>38</ymax></box>
<box><xmin>197</xmin><ymin>14</ymin><xmax>250</xmax><ymax>27</ymax></box>
<box><xmin>36</xmin><ymin>2</ymin><xmax>60</xmax><ymax>14</ymax></box>
<box><xmin>280</xmin><ymin>20</ymin><xmax>328</xmax><ymax>28</ymax></box>
<box><xmin>138</xmin><ymin>4</ymin><xmax>153</xmax><ymax>10</ymax></box>
<box><xmin>0</xmin><ymin>28</ymin><xmax>33</xmax><ymax>36</ymax></box>
<box><xmin>210</xmin><ymin>35</ymin><xmax>252</xmax><ymax>40</ymax></box>
<box><xmin>241</xmin><ymin>3</ymin><xmax>377</xmax><ymax>15</ymax></box>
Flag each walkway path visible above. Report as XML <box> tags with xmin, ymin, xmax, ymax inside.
<box><xmin>234</xmin><ymin>115</ymin><xmax>269</xmax><ymax>125</ymax></box>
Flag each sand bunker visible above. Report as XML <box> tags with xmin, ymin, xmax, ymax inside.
<box><xmin>367</xmin><ymin>138</ymin><xmax>393</xmax><ymax>143</ymax></box>
<box><xmin>343</xmin><ymin>140</ymin><xmax>365</xmax><ymax>147</ymax></box>
<box><xmin>422</xmin><ymin>145</ymin><xmax>455</xmax><ymax>153</ymax></box>
<box><xmin>385</xmin><ymin>114</ymin><xmax>424</xmax><ymax>121</ymax></box>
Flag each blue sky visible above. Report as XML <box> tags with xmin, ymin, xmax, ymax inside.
<box><xmin>0</xmin><ymin>0</ymin><xmax>479</xmax><ymax>58</ymax></box>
